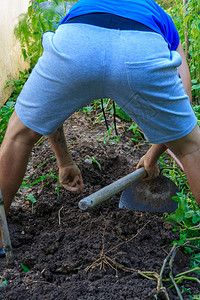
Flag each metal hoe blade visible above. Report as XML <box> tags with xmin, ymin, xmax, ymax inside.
<box><xmin>119</xmin><ymin>174</ymin><xmax>179</xmax><ymax>213</ymax></box>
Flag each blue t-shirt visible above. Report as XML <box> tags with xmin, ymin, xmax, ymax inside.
<box><xmin>59</xmin><ymin>0</ymin><xmax>179</xmax><ymax>50</ymax></box>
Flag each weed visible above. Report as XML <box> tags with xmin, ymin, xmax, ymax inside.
<box><xmin>80</xmin><ymin>98</ymin><xmax>131</xmax><ymax>125</ymax></box>
<box><xmin>110</xmin><ymin>103</ymin><xmax>131</xmax><ymax>121</ymax></box>
<box><xmin>21</xmin><ymin>264</ymin><xmax>30</xmax><ymax>273</ymax></box>
<box><xmin>21</xmin><ymin>165</ymin><xmax>60</xmax><ymax>200</ymax></box>
<box><xmin>0</xmin><ymin>101</ymin><xmax>15</xmax><ymax>144</ymax></box>
<box><xmin>189</xmin><ymin>294</ymin><xmax>200</xmax><ymax>300</ymax></box>
<box><xmin>86</xmin><ymin>155</ymin><xmax>101</xmax><ymax>170</ymax></box>
<box><xmin>79</xmin><ymin>106</ymin><xmax>94</xmax><ymax>114</ymax></box>
<box><xmin>0</xmin><ymin>276</ymin><xmax>7</xmax><ymax>287</ymax></box>
<box><xmin>158</xmin><ymin>141</ymin><xmax>200</xmax><ymax>297</ymax></box>
<box><xmin>181</xmin><ymin>285</ymin><xmax>192</xmax><ymax>295</ymax></box>
<box><xmin>96</xmin><ymin>125</ymin><xmax>119</xmax><ymax>146</ymax></box>
<box><xmin>21</xmin><ymin>167</ymin><xmax>58</xmax><ymax>188</ymax></box>
<box><xmin>26</xmin><ymin>194</ymin><xmax>37</xmax><ymax>213</ymax></box>
<box><xmin>164</xmin><ymin>189</ymin><xmax>200</xmax><ymax>279</ymax></box>
<box><xmin>4</xmin><ymin>70</ymin><xmax>30</xmax><ymax>98</ymax></box>
<box><xmin>127</xmin><ymin>122</ymin><xmax>144</xmax><ymax>144</ymax></box>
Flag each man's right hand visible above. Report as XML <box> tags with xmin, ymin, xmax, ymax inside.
<box><xmin>136</xmin><ymin>154</ymin><xmax>160</xmax><ymax>181</ymax></box>
<box><xmin>135</xmin><ymin>143</ymin><xmax>167</xmax><ymax>181</ymax></box>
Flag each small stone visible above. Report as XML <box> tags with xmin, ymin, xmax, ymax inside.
<box><xmin>84</xmin><ymin>158</ymin><xmax>93</xmax><ymax>165</ymax></box>
<box><xmin>71</xmin><ymin>151</ymin><xmax>77</xmax><ymax>157</ymax></box>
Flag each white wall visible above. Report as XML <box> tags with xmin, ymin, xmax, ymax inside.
<box><xmin>0</xmin><ymin>0</ymin><xmax>29</xmax><ymax>106</ymax></box>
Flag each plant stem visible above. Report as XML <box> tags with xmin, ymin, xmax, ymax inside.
<box><xmin>169</xmin><ymin>247</ymin><xmax>184</xmax><ymax>300</ymax></box>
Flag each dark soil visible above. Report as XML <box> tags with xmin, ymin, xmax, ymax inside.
<box><xmin>0</xmin><ymin>112</ymin><xmax>199</xmax><ymax>300</ymax></box>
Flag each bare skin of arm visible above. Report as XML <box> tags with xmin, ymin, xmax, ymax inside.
<box><xmin>0</xmin><ymin>114</ymin><xmax>84</xmax><ymax>249</ymax></box>
<box><xmin>176</xmin><ymin>41</ymin><xmax>192</xmax><ymax>102</ymax></box>
<box><xmin>137</xmin><ymin>41</ymin><xmax>192</xmax><ymax>179</ymax></box>
<box><xmin>47</xmin><ymin>124</ymin><xmax>84</xmax><ymax>194</ymax></box>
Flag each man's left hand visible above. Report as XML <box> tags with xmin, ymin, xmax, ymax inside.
<box><xmin>59</xmin><ymin>164</ymin><xmax>84</xmax><ymax>194</ymax></box>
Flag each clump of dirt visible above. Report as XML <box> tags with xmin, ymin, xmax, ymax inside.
<box><xmin>0</xmin><ymin>112</ymin><xmax>199</xmax><ymax>300</ymax></box>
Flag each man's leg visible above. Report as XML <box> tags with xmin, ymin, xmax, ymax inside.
<box><xmin>165</xmin><ymin>124</ymin><xmax>200</xmax><ymax>206</ymax></box>
<box><xmin>0</xmin><ymin>111</ymin><xmax>41</xmax><ymax>249</ymax></box>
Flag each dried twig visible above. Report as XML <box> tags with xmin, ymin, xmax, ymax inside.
<box><xmin>25</xmin><ymin>280</ymin><xmax>58</xmax><ymax>287</ymax></box>
<box><xmin>105</xmin><ymin>220</ymin><xmax>151</xmax><ymax>256</ymax></box>
<box><xmin>58</xmin><ymin>206</ymin><xmax>63</xmax><ymax>226</ymax></box>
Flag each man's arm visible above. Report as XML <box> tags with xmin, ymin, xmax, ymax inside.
<box><xmin>176</xmin><ymin>41</ymin><xmax>192</xmax><ymax>102</ymax></box>
<box><xmin>48</xmin><ymin>124</ymin><xmax>84</xmax><ymax>194</ymax></box>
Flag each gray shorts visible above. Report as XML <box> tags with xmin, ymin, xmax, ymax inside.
<box><xmin>15</xmin><ymin>23</ymin><xmax>197</xmax><ymax>143</ymax></box>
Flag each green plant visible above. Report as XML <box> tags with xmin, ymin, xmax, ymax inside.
<box><xmin>86</xmin><ymin>155</ymin><xmax>101</xmax><ymax>170</ymax></box>
<box><xmin>96</xmin><ymin>125</ymin><xmax>119</xmax><ymax>146</ymax></box>
<box><xmin>0</xmin><ymin>100</ymin><xmax>15</xmax><ymax>145</ymax></box>
<box><xmin>110</xmin><ymin>103</ymin><xmax>131</xmax><ymax>121</ymax></box>
<box><xmin>0</xmin><ymin>276</ymin><xmax>7</xmax><ymax>287</ymax></box>
<box><xmin>14</xmin><ymin>0</ymin><xmax>74</xmax><ymax>68</ymax></box>
<box><xmin>189</xmin><ymin>294</ymin><xmax>200</xmax><ymax>299</ymax></box>
<box><xmin>21</xmin><ymin>264</ymin><xmax>30</xmax><ymax>273</ymax></box>
<box><xmin>21</xmin><ymin>166</ymin><xmax>59</xmax><ymax>199</ymax></box>
<box><xmin>167</xmin><ymin>0</ymin><xmax>200</xmax><ymax>101</ymax></box>
<box><xmin>127</xmin><ymin>122</ymin><xmax>144</xmax><ymax>144</ymax></box>
<box><xmin>156</xmin><ymin>0</ymin><xmax>174</xmax><ymax>10</ymax></box>
<box><xmin>80</xmin><ymin>98</ymin><xmax>131</xmax><ymax>124</ymax></box>
<box><xmin>26</xmin><ymin>194</ymin><xmax>37</xmax><ymax>213</ymax></box>
<box><xmin>164</xmin><ymin>192</ymin><xmax>200</xmax><ymax>277</ymax></box>
<box><xmin>158</xmin><ymin>144</ymin><xmax>200</xmax><ymax>298</ymax></box>
<box><xmin>4</xmin><ymin>71</ymin><xmax>30</xmax><ymax>99</ymax></box>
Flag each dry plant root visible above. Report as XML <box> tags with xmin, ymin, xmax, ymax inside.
<box><xmin>85</xmin><ymin>215</ymin><xmax>150</xmax><ymax>277</ymax></box>
<box><xmin>85</xmin><ymin>215</ymin><xmax>200</xmax><ymax>300</ymax></box>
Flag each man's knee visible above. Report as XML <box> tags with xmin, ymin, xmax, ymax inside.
<box><xmin>4</xmin><ymin>110</ymin><xmax>42</xmax><ymax>146</ymax></box>
<box><xmin>165</xmin><ymin>125</ymin><xmax>200</xmax><ymax>158</ymax></box>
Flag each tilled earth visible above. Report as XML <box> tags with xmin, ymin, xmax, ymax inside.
<box><xmin>0</xmin><ymin>112</ymin><xmax>199</xmax><ymax>299</ymax></box>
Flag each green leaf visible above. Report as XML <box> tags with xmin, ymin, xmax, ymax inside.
<box><xmin>191</xmin><ymin>79</ymin><xmax>198</xmax><ymax>84</ymax></box>
<box><xmin>0</xmin><ymin>276</ymin><xmax>7</xmax><ymax>287</ymax></box>
<box><xmin>193</xmin><ymin>253</ymin><xmax>200</xmax><ymax>263</ymax></box>
<box><xmin>171</xmin><ymin>196</ymin><xmax>181</xmax><ymax>202</ymax></box>
<box><xmin>185</xmin><ymin>210</ymin><xmax>194</xmax><ymax>219</ymax></box>
<box><xmin>192</xmin><ymin>84</ymin><xmax>200</xmax><ymax>90</ymax></box>
<box><xmin>114</xmin><ymin>105</ymin><xmax>131</xmax><ymax>121</ymax></box>
<box><xmin>26</xmin><ymin>194</ymin><xmax>37</xmax><ymax>204</ymax></box>
<box><xmin>1</xmin><ymin>280</ymin><xmax>7</xmax><ymax>287</ymax></box>
<box><xmin>171</xmin><ymin>194</ymin><xmax>188</xmax><ymax>222</ymax></box>
<box><xmin>21</xmin><ymin>264</ymin><xmax>30</xmax><ymax>273</ymax></box>
<box><xmin>91</xmin><ymin>156</ymin><xmax>101</xmax><ymax>170</ymax></box>
<box><xmin>192</xmin><ymin>211</ymin><xmax>200</xmax><ymax>224</ymax></box>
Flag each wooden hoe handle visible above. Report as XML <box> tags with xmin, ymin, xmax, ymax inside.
<box><xmin>78</xmin><ymin>167</ymin><xmax>147</xmax><ymax>211</ymax></box>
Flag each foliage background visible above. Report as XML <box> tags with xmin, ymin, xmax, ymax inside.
<box><xmin>13</xmin><ymin>0</ymin><xmax>200</xmax><ymax>99</ymax></box>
